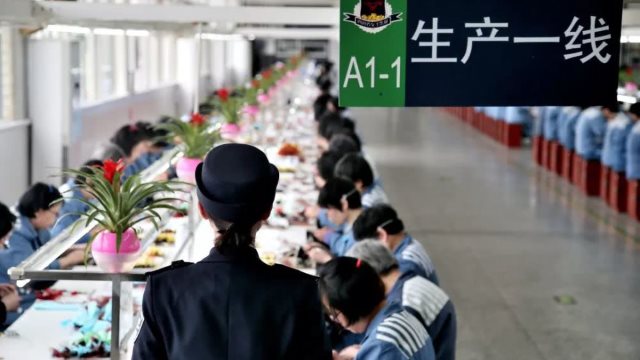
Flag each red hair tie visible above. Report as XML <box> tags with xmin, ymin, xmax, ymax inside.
<box><xmin>356</xmin><ymin>259</ymin><xmax>362</xmax><ymax>268</ymax></box>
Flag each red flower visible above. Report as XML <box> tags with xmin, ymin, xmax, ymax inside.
<box><xmin>191</xmin><ymin>113</ymin><xmax>205</xmax><ymax>126</ymax></box>
<box><xmin>217</xmin><ymin>88</ymin><xmax>230</xmax><ymax>102</ymax></box>
<box><xmin>251</xmin><ymin>80</ymin><xmax>260</xmax><ymax>89</ymax></box>
<box><xmin>261</xmin><ymin>70</ymin><xmax>272</xmax><ymax>79</ymax></box>
<box><xmin>102</xmin><ymin>159</ymin><xmax>124</xmax><ymax>184</ymax></box>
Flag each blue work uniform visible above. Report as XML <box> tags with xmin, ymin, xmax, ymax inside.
<box><xmin>4</xmin><ymin>216</ymin><xmax>61</xmax><ymax>273</ymax></box>
<box><xmin>361</xmin><ymin>181</ymin><xmax>389</xmax><ymax>208</ymax></box>
<box><xmin>505</xmin><ymin>107</ymin><xmax>533</xmax><ymax>138</ymax></box>
<box><xmin>330</xmin><ymin>225</ymin><xmax>356</xmax><ymax>257</ymax></box>
<box><xmin>388</xmin><ymin>270</ymin><xmax>457</xmax><ymax>360</ymax></box>
<box><xmin>626</xmin><ymin>121</ymin><xmax>640</xmax><ymax>180</ymax></box>
<box><xmin>605</xmin><ymin>113</ymin><xmax>633</xmax><ymax>173</ymax></box>
<box><xmin>575</xmin><ymin>107</ymin><xmax>607</xmax><ymax>160</ymax></box>
<box><xmin>394</xmin><ymin>234</ymin><xmax>439</xmax><ymax>285</ymax></box>
<box><xmin>50</xmin><ymin>179</ymin><xmax>91</xmax><ymax>243</ymax></box>
<box><xmin>558</xmin><ymin>107</ymin><xmax>582</xmax><ymax>150</ymax></box>
<box><xmin>356</xmin><ymin>301</ymin><xmax>436</xmax><ymax>360</ymax></box>
<box><xmin>132</xmin><ymin>247</ymin><xmax>331</xmax><ymax>360</ymax></box>
<box><xmin>543</xmin><ymin>107</ymin><xmax>562</xmax><ymax>141</ymax></box>
<box><xmin>533</xmin><ymin>107</ymin><xmax>546</xmax><ymax>137</ymax></box>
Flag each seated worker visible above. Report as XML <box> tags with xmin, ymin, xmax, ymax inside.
<box><xmin>0</xmin><ymin>203</ymin><xmax>21</xmax><ymax>328</ymax></box>
<box><xmin>334</xmin><ymin>153</ymin><xmax>388</xmax><ymax>208</ymax></box>
<box><xmin>347</xmin><ymin>241</ymin><xmax>456</xmax><ymax>360</ymax></box>
<box><xmin>307</xmin><ymin>178</ymin><xmax>363</xmax><ymax>263</ymax></box>
<box><xmin>92</xmin><ymin>124</ymin><xmax>153</xmax><ymax>178</ymax></box>
<box><xmin>558</xmin><ymin>107</ymin><xmax>582</xmax><ymax>153</ymax></box>
<box><xmin>50</xmin><ymin>160</ymin><xmax>103</xmax><ymax>242</ymax></box>
<box><xmin>319</xmin><ymin>257</ymin><xmax>436</xmax><ymax>360</ymax></box>
<box><xmin>317</xmin><ymin>113</ymin><xmax>356</xmax><ymax>152</ymax></box>
<box><xmin>329</xmin><ymin>133</ymin><xmax>361</xmax><ymax>158</ymax></box>
<box><xmin>352</xmin><ymin>204</ymin><xmax>439</xmax><ymax>284</ymax></box>
<box><xmin>315</xmin><ymin>151</ymin><xmax>343</xmax><ymax>190</ymax></box>
<box><xmin>504</xmin><ymin>107</ymin><xmax>533</xmax><ymax>138</ymax></box>
<box><xmin>575</xmin><ymin>106</ymin><xmax>608</xmax><ymax>161</ymax></box>
<box><xmin>602</xmin><ymin>105</ymin><xmax>632</xmax><ymax>175</ymax></box>
<box><xmin>626</xmin><ymin>103</ymin><xmax>640</xmax><ymax>181</ymax></box>
<box><xmin>543</xmin><ymin>106</ymin><xmax>562</xmax><ymax>143</ymax></box>
<box><xmin>2</xmin><ymin>183</ymin><xmax>85</xmax><ymax>281</ymax></box>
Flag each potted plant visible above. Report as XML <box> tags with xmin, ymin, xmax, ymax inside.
<box><xmin>257</xmin><ymin>70</ymin><xmax>273</xmax><ymax>104</ymax></box>
<box><xmin>214</xmin><ymin>88</ymin><xmax>244</xmax><ymax>136</ymax></box>
<box><xmin>158</xmin><ymin>113</ymin><xmax>219</xmax><ymax>182</ymax></box>
<box><xmin>63</xmin><ymin>160</ymin><xmax>186</xmax><ymax>273</ymax></box>
<box><xmin>243</xmin><ymin>80</ymin><xmax>261</xmax><ymax>117</ymax></box>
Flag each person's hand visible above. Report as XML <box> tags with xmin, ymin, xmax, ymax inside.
<box><xmin>306</xmin><ymin>247</ymin><xmax>333</xmax><ymax>265</ymax></box>
<box><xmin>304</xmin><ymin>205</ymin><xmax>320</xmax><ymax>219</ymax></box>
<box><xmin>313</xmin><ymin>228</ymin><xmax>331</xmax><ymax>243</ymax></box>
<box><xmin>0</xmin><ymin>284</ymin><xmax>16</xmax><ymax>297</ymax></box>
<box><xmin>1</xmin><ymin>287</ymin><xmax>21</xmax><ymax>312</ymax></box>
<box><xmin>338</xmin><ymin>345</ymin><xmax>361</xmax><ymax>360</ymax></box>
<box><xmin>59</xmin><ymin>249</ymin><xmax>86</xmax><ymax>269</ymax></box>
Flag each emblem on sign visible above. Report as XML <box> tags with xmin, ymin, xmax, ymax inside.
<box><xmin>343</xmin><ymin>0</ymin><xmax>402</xmax><ymax>34</ymax></box>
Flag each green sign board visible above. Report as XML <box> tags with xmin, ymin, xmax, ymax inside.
<box><xmin>339</xmin><ymin>0</ymin><xmax>623</xmax><ymax>107</ymax></box>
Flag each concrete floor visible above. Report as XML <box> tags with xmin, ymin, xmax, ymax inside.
<box><xmin>355</xmin><ymin>108</ymin><xmax>640</xmax><ymax>360</ymax></box>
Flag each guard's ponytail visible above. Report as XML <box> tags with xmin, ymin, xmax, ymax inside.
<box><xmin>213</xmin><ymin>221</ymin><xmax>255</xmax><ymax>253</ymax></box>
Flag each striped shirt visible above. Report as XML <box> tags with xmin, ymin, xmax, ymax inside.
<box><xmin>389</xmin><ymin>271</ymin><xmax>457</xmax><ymax>360</ymax></box>
<box><xmin>394</xmin><ymin>235</ymin><xmax>439</xmax><ymax>285</ymax></box>
<box><xmin>356</xmin><ymin>302</ymin><xmax>436</xmax><ymax>360</ymax></box>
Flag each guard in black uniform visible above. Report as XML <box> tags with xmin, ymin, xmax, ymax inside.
<box><xmin>132</xmin><ymin>144</ymin><xmax>331</xmax><ymax>360</ymax></box>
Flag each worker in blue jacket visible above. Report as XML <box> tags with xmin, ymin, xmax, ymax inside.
<box><xmin>348</xmin><ymin>240</ymin><xmax>456</xmax><ymax>360</ymax></box>
<box><xmin>352</xmin><ymin>204</ymin><xmax>439</xmax><ymax>285</ymax></box>
<box><xmin>133</xmin><ymin>144</ymin><xmax>331</xmax><ymax>360</ymax></box>
<box><xmin>505</xmin><ymin>107</ymin><xmax>533</xmax><ymax>138</ymax></box>
<box><xmin>319</xmin><ymin>257</ymin><xmax>435</xmax><ymax>360</ymax></box>
<box><xmin>626</xmin><ymin>103</ymin><xmax>640</xmax><ymax>180</ymax></box>
<box><xmin>575</xmin><ymin>106</ymin><xmax>608</xmax><ymax>160</ymax></box>
<box><xmin>50</xmin><ymin>160</ymin><xmax>103</xmax><ymax>243</ymax></box>
<box><xmin>603</xmin><ymin>107</ymin><xmax>632</xmax><ymax>174</ymax></box>
<box><xmin>558</xmin><ymin>107</ymin><xmax>582</xmax><ymax>151</ymax></box>
<box><xmin>0</xmin><ymin>203</ymin><xmax>21</xmax><ymax>329</ymax></box>
<box><xmin>543</xmin><ymin>107</ymin><xmax>562</xmax><ymax>142</ymax></box>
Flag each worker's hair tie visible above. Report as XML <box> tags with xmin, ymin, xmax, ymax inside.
<box><xmin>356</xmin><ymin>258</ymin><xmax>362</xmax><ymax>268</ymax></box>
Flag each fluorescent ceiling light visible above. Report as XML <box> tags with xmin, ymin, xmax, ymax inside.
<box><xmin>200</xmin><ymin>33</ymin><xmax>245</xmax><ymax>41</ymax></box>
<box><xmin>621</xmin><ymin>36</ymin><xmax>629</xmax><ymax>43</ymax></box>
<box><xmin>126</xmin><ymin>29</ymin><xmax>150</xmax><ymax>37</ymax></box>
<box><xmin>45</xmin><ymin>25</ymin><xmax>91</xmax><ymax>34</ymax></box>
<box><xmin>94</xmin><ymin>27</ymin><xmax>125</xmax><ymax>36</ymax></box>
<box><xmin>618</xmin><ymin>94</ymin><xmax>638</xmax><ymax>104</ymax></box>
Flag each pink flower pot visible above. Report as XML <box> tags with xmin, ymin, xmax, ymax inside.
<box><xmin>243</xmin><ymin>105</ymin><xmax>260</xmax><ymax>116</ymax></box>
<box><xmin>176</xmin><ymin>157</ymin><xmax>202</xmax><ymax>183</ymax></box>
<box><xmin>257</xmin><ymin>93</ymin><xmax>270</xmax><ymax>104</ymax></box>
<box><xmin>91</xmin><ymin>229</ymin><xmax>141</xmax><ymax>273</ymax></box>
<box><xmin>221</xmin><ymin>123</ymin><xmax>241</xmax><ymax>136</ymax></box>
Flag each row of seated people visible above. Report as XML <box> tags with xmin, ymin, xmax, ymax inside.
<box><xmin>304</xmin><ymin>70</ymin><xmax>456</xmax><ymax>360</ymax></box>
<box><xmin>0</xmin><ymin>118</ymin><xmax>175</xmax><ymax>328</ymax></box>
<box><xmin>532</xmin><ymin>103</ymin><xmax>640</xmax><ymax>216</ymax></box>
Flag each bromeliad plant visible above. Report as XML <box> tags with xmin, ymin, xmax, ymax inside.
<box><xmin>62</xmin><ymin>159</ymin><xmax>187</xmax><ymax>255</ymax></box>
<box><xmin>213</xmin><ymin>88</ymin><xmax>243</xmax><ymax>125</ymax></box>
<box><xmin>158</xmin><ymin>113</ymin><xmax>219</xmax><ymax>159</ymax></box>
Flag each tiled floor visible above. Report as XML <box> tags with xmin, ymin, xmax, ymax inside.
<box><xmin>355</xmin><ymin>107</ymin><xmax>640</xmax><ymax>360</ymax></box>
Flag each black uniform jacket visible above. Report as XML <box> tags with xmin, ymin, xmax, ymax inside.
<box><xmin>132</xmin><ymin>246</ymin><xmax>331</xmax><ymax>360</ymax></box>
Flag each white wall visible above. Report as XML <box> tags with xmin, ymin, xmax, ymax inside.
<box><xmin>0</xmin><ymin>120</ymin><xmax>29</xmax><ymax>204</ymax></box>
<box><xmin>69</xmin><ymin>84</ymin><xmax>182</xmax><ymax>168</ymax></box>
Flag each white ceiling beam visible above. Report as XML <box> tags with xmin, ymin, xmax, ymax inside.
<box><xmin>37</xmin><ymin>1</ymin><xmax>339</xmax><ymax>26</ymax></box>
<box><xmin>623</xmin><ymin>9</ymin><xmax>640</xmax><ymax>27</ymax></box>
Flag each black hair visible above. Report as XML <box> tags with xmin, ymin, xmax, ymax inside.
<box><xmin>211</xmin><ymin>216</ymin><xmax>255</xmax><ymax>254</ymax></box>
<box><xmin>629</xmin><ymin>103</ymin><xmax>640</xmax><ymax>117</ymax></box>
<box><xmin>334</xmin><ymin>153</ymin><xmax>374</xmax><ymax>188</ymax></box>
<box><xmin>318</xmin><ymin>178</ymin><xmax>361</xmax><ymax>210</ymax></box>
<box><xmin>328</xmin><ymin>96</ymin><xmax>346</xmax><ymax>113</ymax></box>
<box><xmin>318</xmin><ymin>112</ymin><xmax>344</xmax><ymax>140</ymax></box>
<box><xmin>602</xmin><ymin>102</ymin><xmax>620</xmax><ymax>113</ymax></box>
<box><xmin>318</xmin><ymin>257</ymin><xmax>386</xmax><ymax>326</ymax></box>
<box><xmin>110</xmin><ymin>124</ymin><xmax>150</xmax><ymax>157</ymax></box>
<box><xmin>0</xmin><ymin>202</ymin><xmax>16</xmax><ymax>239</ymax></box>
<box><xmin>317</xmin><ymin>151</ymin><xmax>343</xmax><ymax>182</ymax></box>
<box><xmin>353</xmin><ymin>204</ymin><xmax>405</xmax><ymax>241</ymax></box>
<box><xmin>317</xmin><ymin>79</ymin><xmax>333</xmax><ymax>94</ymax></box>
<box><xmin>329</xmin><ymin>133</ymin><xmax>360</xmax><ymax>157</ymax></box>
<box><xmin>314</xmin><ymin>93</ymin><xmax>333</xmax><ymax>121</ymax></box>
<box><xmin>17</xmin><ymin>183</ymin><xmax>63</xmax><ymax>218</ymax></box>
<box><xmin>74</xmin><ymin>159</ymin><xmax>104</xmax><ymax>185</ymax></box>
